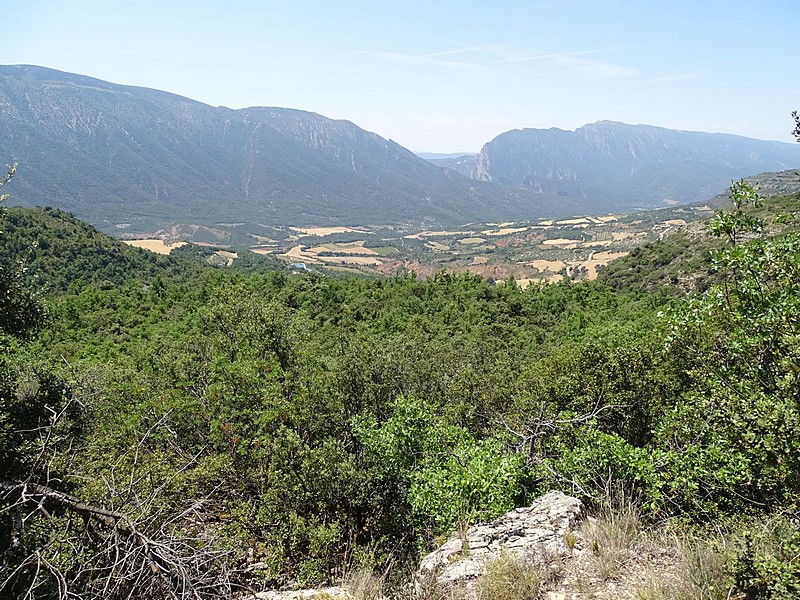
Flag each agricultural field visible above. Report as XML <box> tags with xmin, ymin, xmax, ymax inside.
<box><xmin>116</xmin><ymin>199</ymin><xmax>721</xmax><ymax>285</ymax></box>
<box><xmin>231</xmin><ymin>203</ymin><xmax>716</xmax><ymax>285</ymax></box>
<box><xmin>121</xmin><ymin>238</ymin><xmax>187</xmax><ymax>255</ymax></box>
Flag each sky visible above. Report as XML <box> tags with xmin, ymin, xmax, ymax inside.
<box><xmin>4</xmin><ymin>1</ymin><xmax>799</xmax><ymax>153</ymax></box>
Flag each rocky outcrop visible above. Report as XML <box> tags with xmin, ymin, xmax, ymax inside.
<box><xmin>248</xmin><ymin>491</ymin><xmax>683</xmax><ymax>600</ymax></box>
<box><xmin>416</xmin><ymin>491</ymin><xmax>586</xmax><ymax>595</ymax></box>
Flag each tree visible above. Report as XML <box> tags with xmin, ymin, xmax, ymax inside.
<box><xmin>0</xmin><ymin>163</ymin><xmax>43</xmax><ymax>340</ymax></box>
<box><xmin>656</xmin><ymin>179</ymin><xmax>800</xmax><ymax>515</ymax></box>
<box><xmin>0</xmin><ymin>166</ymin><xmax>236</xmax><ymax>599</ymax></box>
<box><xmin>0</xmin><ymin>163</ymin><xmax>15</xmax><ymax>203</ymax></box>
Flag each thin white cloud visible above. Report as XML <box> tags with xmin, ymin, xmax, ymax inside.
<box><xmin>492</xmin><ymin>48</ymin><xmax>612</xmax><ymax>64</ymax></box>
<box><xmin>556</xmin><ymin>57</ymin><xmax>639</xmax><ymax>79</ymax></box>
<box><xmin>421</xmin><ymin>45</ymin><xmax>500</xmax><ymax>59</ymax></box>
<box><xmin>363</xmin><ymin>50</ymin><xmax>492</xmax><ymax>72</ymax></box>
<box><xmin>357</xmin><ymin>45</ymin><xmax>636</xmax><ymax>78</ymax></box>
<box><xmin>647</xmin><ymin>72</ymin><xmax>703</xmax><ymax>83</ymax></box>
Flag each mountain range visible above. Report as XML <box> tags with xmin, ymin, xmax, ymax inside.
<box><xmin>473</xmin><ymin>122</ymin><xmax>800</xmax><ymax>207</ymax></box>
<box><xmin>0</xmin><ymin>65</ymin><xmax>574</xmax><ymax>234</ymax></box>
<box><xmin>1</xmin><ymin>64</ymin><xmax>799</xmax><ymax>237</ymax></box>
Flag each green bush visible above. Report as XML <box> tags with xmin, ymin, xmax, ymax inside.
<box><xmin>734</xmin><ymin>520</ymin><xmax>800</xmax><ymax>599</ymax></box>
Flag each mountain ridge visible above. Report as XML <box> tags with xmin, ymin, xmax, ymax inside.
<box><xmin>472</xmin><ymin>120</ymin><xmax>800</xmax><ymax>209</ymax></box>
<box><xmin>2</xmin><ymin>64</ymin><xmax>799</xmax><ymax>236</ymax></box>
<box><xmin>1</xmin><ymin>65</ymin><xmax>584</xmax><ymax>235</ymax></box>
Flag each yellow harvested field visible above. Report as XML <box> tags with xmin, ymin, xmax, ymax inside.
<box><xmin>250</xmin><ymin>248</ymin><xmax>274</xmax><ymax>255</ymax></box>
<box><xmin>542</xmin><ymin>238</ymin><xmax>579</xmax><ymax>247</ymax></box>
<box><xmin>593</xmin><ymin>251</ymin><xmax>628</xmax><ymax>262</ymax></box>
<box><xmin>279</xmin><ymin>243</ymin><xmax>381</xmax><ymax>266</ymax></box>
<box><xmin>319</xmin><ymin>241</ymin><xmax>378</xmax><ymax>255</ymax></box>
<box><xmin>662</xmin><ymin>219</ymin><xmax>687</xmax><ymax>226</ymax></box>
<box><xmin>122</xmin><ymin>239</ymin><xmax>187</xmax><ymax>255</ymax></box>
<box><xmin>472</xmin><ymin>256</ymin><xmax>489</xmax><ymax>265</ymax></box>
<box><xmin>216</xmin><ymin>251</ymin><xmax>238</xmax><ymax>259</ymax></box>
<box><xmin>538</xmin><ymin>220</ymin><xmax>554</xmax><ymax>226</ymax></box>
<box><xmin>556</xmin><ymin>218</ymin><xmax>589</xmax><ymax>225</ymax></box>
<box><xmin>529</xmin><ymin>259</ymin><xmax>566</xmax><ymax>272</ymax></box>
<box><xmin>580</xmin><ymin>251</ymin><xmax>629</xmax><ymax>280</ymax></box>
<box><xmin>280</xmin><ymin>245</ymin><xmax>321</xmax><ymax>264</ymax></box>
<box><xmin>458</xmin><ymin>237</ymin><xmax>486</xmax><ymax>245</ymax></box>
<box><xmin>481</xmin><ymin>227</ymin><xmax>528</xmax><ymax>236</ymax></box>
<box><xmin>612</xmin><ymin>232</ymin><xmax>634</xmax><ymax>241</ymax></box>
<box><xmin>404</xmin><ymin>230</ymin><xmax>475</xmax><ymax>239</ymax></box>
<box><xmin>426</xmin><ymin>241</ymin><xmax>449</xmax><ymax>251</ymax></box>
<box><xmin>250</xmin><ymin>234</ymin><xmax>276</xmax><ymax>243</ymax></box>
<box><xmin>595</xmin><ymin>215</ymin><xmax>618</xmax><ymax>222</ymax></box>
<box><xmin>289</xmin><ymin>226</ymin><xmax>366</xmax><ymax>236</ymax></box>
<box><xmin>316</xmin><ymin>255</ymin><xmax>381</xmax><ymax>266</ymax></box>
<box><xmin>515</xmin><ymin>278</ymin><xmax>534</xmax><ymax>289</ymax></box>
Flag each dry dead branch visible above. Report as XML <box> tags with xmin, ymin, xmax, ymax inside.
<box><xmin>0</xmin><ymin>477</ymin><xmax>240</xmax><ymax>599</ymax></box>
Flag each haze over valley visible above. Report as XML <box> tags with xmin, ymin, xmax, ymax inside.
<box><xmin>2</xmin><ymin>64</ymin><xmax>799</xmax><ymax>255</ymax></box>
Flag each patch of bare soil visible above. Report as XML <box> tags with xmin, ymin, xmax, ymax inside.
<box><xmin>541</xmin><ymin>539</ymin><xmax>682</xmax><ymax>599</ymax></box>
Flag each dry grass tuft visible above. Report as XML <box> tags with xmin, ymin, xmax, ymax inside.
<box><xmin>633</xmin><ymin>527</ymin><xmax>732</xmax><ymax>600</ymax></box>
<box><xmin>582</xmin><ymin>500</ymin><xmax>642</xmax><ymax>580</ymax></box>
<box><xmin>476</xmin><ymin>551</ymin><xmax>543</xmax><ymax>600</ymax></box>
<box><xmin>344</xmin><ymin>567</ymin><xmax>386</xmax><ymax>600</ymax></box>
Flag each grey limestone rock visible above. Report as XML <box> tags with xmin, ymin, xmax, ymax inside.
<box><xmin>415</xmin><ymin>491</ymin><xmax>586</xmax><ymax>594</ymax></box>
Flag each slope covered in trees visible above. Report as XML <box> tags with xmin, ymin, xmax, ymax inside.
<box><xmin>0</xmin><ymin>65</ymin><xmax>578</xmax><ymax>233</ymax></box>
<box><xmin>598</xmin><ymin>188</ymin><xmax>800</xmax><ymax>293</ymax></box>
<box><xmin>2</xmin><ymin>166</ymin><xmax>800</xmax><ymax>597</ymax></box>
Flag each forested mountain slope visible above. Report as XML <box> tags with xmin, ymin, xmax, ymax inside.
<box><xmin>0</xmin><ymin>206</ymin><xmax>287</xmax><ymax>291</ymax></box>
<box><xmin>0</xmin><ymin>65</ymin><xmax>578</xmax><ymax>234</ymax></box>
<box><xmin>0</xmin><ymin>206</ymin><xmax>188</xmax><ymax>291</ymax></box>
<box><xmin>598</xmin><ymin>180</ymin><xmax>800</xmax><ymax>293</ymax></box>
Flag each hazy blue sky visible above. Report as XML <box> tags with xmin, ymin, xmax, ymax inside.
<box><xmin>4</xmin><ymin>1</ymin><xmax>798</xmax><ymax>152</ymax></box>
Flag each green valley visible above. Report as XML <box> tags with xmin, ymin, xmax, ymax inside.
<box><xmin>2</xmin><ymin>157</ymin><xmax>800</xmax><ymax>598</ymax></box>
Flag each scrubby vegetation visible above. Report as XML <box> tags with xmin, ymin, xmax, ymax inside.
<box><xmin>2</xmin><ymin>161</ymin><xmax>800</xmax><ymax>598</ymax></box>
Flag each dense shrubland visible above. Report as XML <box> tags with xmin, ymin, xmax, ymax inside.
<box><xmin>2</xmin><ymin>168</ymin><xmax>800</xmax><ymax>597</ymax></box>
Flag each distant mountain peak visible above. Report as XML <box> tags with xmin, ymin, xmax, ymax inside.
<box><xmin>472</xmin><ymin>121</ymin><xmax>800</xmax><ymax>208</ymax></box>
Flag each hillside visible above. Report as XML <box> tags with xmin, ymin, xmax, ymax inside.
<box><xmin>0</xmin><ymin>206</ymin><xmax>288</xmax><ymax>292</ymax></box>
<box><xmin>422</xmin><ymin>153</ymin><xmax>479</xmax><ymax>177</ymax></box>
<box><xmin>0</xmin><ymin>65</ymin><xmax>579</xmax><ymax>236</ymax></box>
<box><xmin>598</xmin><ymin>170</ymin><xmax>800</xmax><ymax>293</ymax></box>
<box><xmin>2</xmin><ymin>170</ymin><xmax>800</xmax><ymax>598</ymax></box>
<box><xmin>474</xmin><ymin>121</ymin><xmax>800</xmax><ymax>211</ymax></box>
<box><xmin>0</xmin><ymin>206</ymin><xmax>190</xmax><ymax>291</ymax></box>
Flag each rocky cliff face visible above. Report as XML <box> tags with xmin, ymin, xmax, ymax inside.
<box><xmin>473</xmin><ymin>121</ymin><xmax>800</xmax><ymax>210</ymax></box>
